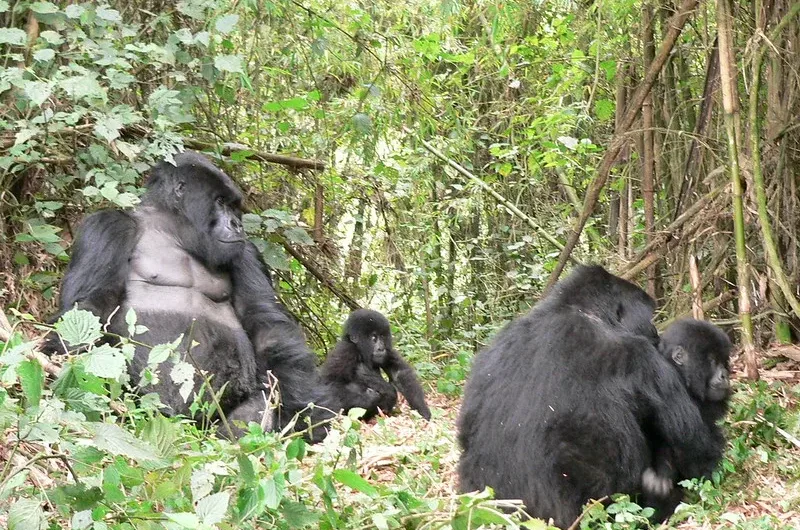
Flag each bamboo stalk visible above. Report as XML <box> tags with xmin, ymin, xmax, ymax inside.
<box><xmin>748</xmin><ymin>1</ymin><xmax>800</xmax><ymax>321</ymax></box>
<box><xmin>717</xmin><ymin>0</ymin><xmax>757</xmax><ymax>380</ymax></box>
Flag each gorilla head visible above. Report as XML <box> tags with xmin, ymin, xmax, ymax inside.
<box><xmin>660</xmin><ymin>318</ymin><xmax>732</xmax><ymax>405</ymax></box>
<box><xmin>144</xmin><ymin>152</ymin><xmax>246</xmax><ymax>268</ymax></box>
<box><xmin>550</xmin><ymin>265</ymin><xmax>659</xmax><ymax>344</ymax></box>
<box><xmin>344</xmin><ymin>308</ymin><xmax>393</xmax><ymax>366</ymax></box>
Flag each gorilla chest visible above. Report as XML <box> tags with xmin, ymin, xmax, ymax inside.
<box><xmin>126</xmin><ymin>228</ymin><xmax>237</xmax><ymax>324</ymax></box>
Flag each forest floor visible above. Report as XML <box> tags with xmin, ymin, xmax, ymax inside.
<box><xmin>354</xmin><ymin>360</ymin><xmax>800</xmax><ymax>530</ymax></box>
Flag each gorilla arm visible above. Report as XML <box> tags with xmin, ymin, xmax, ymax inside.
<box><xmin>322</xmin><ymin>341</ymin><xmax>396</xmax><ymax>414</ymax></box>
<box><xmin>43</xmin><ymin>210</ymin><xmax>138</xmax><ymax>353</ymax></box>
<box><xmin>382</xmin><ymin>351</ymin><xmax>432</xmax><ymax>420</ymax></box>
<box><xmin>230</xmin><ymin>242</ymin><xmax>336</xmax><ymax>438</ymax></box>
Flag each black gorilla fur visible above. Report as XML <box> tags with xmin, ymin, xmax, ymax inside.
<box><xmin>643</xmin><ymin>318</ymin><xmax>732</xmax><ymax>518</ymax></box>
<box><xmin>457</xmin><ymin>265</ymin><xmax>720</xmax><ymax>527</ymax></box>
<box><xmin>44</xmin><ymin>151</ymin><xmax>335</xmax><ymax>440</ymax></box>
<box><xmin>321</xmin><ymin>309</ymin><xmax>431</xmax><ymax>420</ymax></box>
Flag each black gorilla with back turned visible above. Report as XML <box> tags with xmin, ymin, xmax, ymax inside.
<box><xmin>642</xmin><ymin>318</ymin><xmax>732</xmax><ymax>518</ymax></box>
<box><xmin>321</xmin><ymin>309</ymin><xmax>431</xmax><ymax>420</ymax></box>
<box><xmin>44</xmin><ymin>151</ymin><xmax>335</xmax><ymax>440</ymax></box>
<box><xmin>457</xmin><ymin>265</ymin><xmax>719</xmax><ymax>528</ymax></box>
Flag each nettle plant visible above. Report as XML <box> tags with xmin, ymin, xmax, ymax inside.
<box><xmin>0</xmin><ymin>1</ymin><xmax>249</xmax><ymax>283</ymax></box>
<box><xmin>0</xmin><ymin>307</ymin><xmax>351</xmax><ymax>528</ymax></box>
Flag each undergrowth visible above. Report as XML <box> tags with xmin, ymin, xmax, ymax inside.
<box><xmin>1</xmin><ymin>309</ymin><xmax>799</xmax><ymax>529</ymax></box>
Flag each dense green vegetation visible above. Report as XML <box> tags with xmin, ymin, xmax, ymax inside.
<box><xmin>1</xmin><ymin>0</ymin><xmax>800</xmax><ymax>528</ymax></box>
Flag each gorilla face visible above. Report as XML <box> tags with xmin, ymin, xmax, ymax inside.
<box><xmin>346</xmin><ymin>308</ymin><xmax>393</xmax><ymax>367</ymax></box>
<box><xmin>660</xmin><ymin>319</ymin><xmax>732</xmax><ymax>404</ymax></box>
<box><xmin>185</xmin><ymin>177</ymin><xmax>245</xmax><ymax>266</ymax></box>
<box><xmin>147</xmin><ymin>151</ymin><xmax>246</xmax><ymax>268</ymax></box>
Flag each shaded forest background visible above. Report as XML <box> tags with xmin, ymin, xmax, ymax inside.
<box><xmin>3</xmin><ymin>0</ymin><xmax>800</xmax><ymax>379</ymax></box>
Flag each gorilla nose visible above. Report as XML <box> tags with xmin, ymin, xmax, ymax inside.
<box><xmin>711</xmin><ymin>371</ymin><xmax>730</xmax><ymax>390</ymax></box>
<box><xmin>230</xmin><ymin>217</ymin><xmax>243</xmax><ymax>233</ymax></box>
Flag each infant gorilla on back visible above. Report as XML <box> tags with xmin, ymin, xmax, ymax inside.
<box><xmin>457</xmin><ymin>265</ymin><xmax>721</xmax><ymax>527</ymax></box>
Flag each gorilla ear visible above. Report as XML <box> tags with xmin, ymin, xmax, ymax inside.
<box><xmin>671</xmin><ymin>346</ymin><xmax>688</xmax><ymax>366</ymax></box>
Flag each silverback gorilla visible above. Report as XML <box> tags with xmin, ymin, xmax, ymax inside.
<box><xmin>321</xmin><ymin>309</ymin><xmax>431</xmax><ymax>420</ymax></box>
<box><xmin>643</xmin><ymin>318</ymin><xmax>732</xmax><ymax>519</ymax></box>
<box><xmin>44</xmin><ymin>151</ymin><xmax>335</xmax><ymax>440</ymax></box>
<box><xmin>457</xmin><ymin>265</ymin><xmax>720</xmax><ymax>527</ymax></box>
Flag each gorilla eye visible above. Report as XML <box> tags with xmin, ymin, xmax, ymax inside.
<box><xmin>215</xmin><ymin>196</ymin><xmax>225</xmax><ymax>206</ymax></box>
<box><xmin>371</xmin><ymin>333</ymin><xmax>378</xmax><ymax>342</ymax></box>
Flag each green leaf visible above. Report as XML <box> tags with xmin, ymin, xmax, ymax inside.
<box><xmin>190</xmin><ymin>470</ymin><xmax>214</xmax><ymax>502</ymax></box>
<box><xmin>18</xmin><ymin>359</ymin><xmax>44</xmax><ymax>408</ymax></box>
<box><xmin>195</xmin><ymin>491</ymin><xmax>230</xmax><ymax>525</ymax></box>
<box><xmin>283</xmin><ymin>227</ymin><xmax>313</xmax><ymax>246</ymax></box>
<box><xmin>372</xmin><ymin>513</ymin><xmax>389</xmax><ymax>530</ymax></box>
<box><xmin>29</xmin><ymin>2</ymin><xmax>58</xmax><ymax>14</ymax></box>
<box><xmin>280</xmin><ymin>500</ymin><xmax>319</xmax><ymax>528</ymax></box>
<box><xmin>125</xmin><ymin>307</ymin><xmax>137</xmax><ymax>336</ymax></box>
<box><xmin>83</xmin><ymin>344</ymin><xmax>126</xmax><ymax>379</ymax></box>
<box><xmin>71</xmin><ymin>510</ymin><xmax>92</xmax><ymax>530</ymax></box>
<box><xmin>594</xmin><ymin>99</ymin><xmax>615</xmax><ymax>121</ymax></box>
<box><xmin>55</xmin><ymin>308</ymin><xmax>102</xmax><ymax>347</ymax></box>
<box><xmin>64</xmin><ymin>4</ymin><xmax>84</xmax><ymax>18</ymax></box>
<box><xmin>59</xmin><ymin>75</ymin><xmax>105</xmax><ymax>102</ymax></box>
<box><xmin>0</xmin><ymin>28</ymin><xmax>27</xmax><ymax>46</ymax></box>
<box><xmin>39</xmin><ymin>30</ymin><xmax>62</xmax><ymax>44</ymax></box>
<box><xmin>96</xmin><ymin>6</ymin><xmax>121</xmax><ymax>22</ymax></box>
<box><xmin>32</xmin><ymin>48</ymin><xmax>55</xmax><ymax>62</ymax></box>
<box><xmin>0</xmin><ymin>1</ymin><xmax>9</xmax><ymax>13</ymax></box>
<box><xmin>100</xmin><ymin>184</ymin><xmax>119</xmax><ymax>202</ymax></box>
<box><xmin>148</xmin><ymin>342</ymin><xmax>174</xmax><ymax>365</ymax></box>
<box><xmin>22</xmin><ymin>80</ymin><xmax>50</xmax><ymax>107</ymax></box>
<box><xmin>281</xmin><ymin>97</ymin><xmax>308</xmax><ymax>110</ymax></box>
<box><xmin>214</xmin><ymin>54</ymin><xmax>243</xmax><ymax>73</ymax></box>
<box><xmin>113</xmin><ymin>192</ymin><xmax>140</xmax><ymax>208</ymax></box>
<box><xmin>94</xmin><ymin>115</ymin><xmax>123</xmax><ymax>143</ymax></box>
<box><xmin>194</xmin><ymin>31</ymin><xmax>210</xmax><ymax>46</ymax></box>
<box><xmin>92</xmin><ymin>423</ymin><xmax>161</xmax><ymax>462</ymax></box>
<box><xmin>331</xmin><ymin>469</ymin><xmax>378</xmax><ymax>497</ymax></box>
<box><xmin>164</xmin><ymin>512</ymin><xmax>199</xmax><ymax>528</ymax></box>
<box><xmin>285</xmin><ymin>437</ymin><xmax>306</xmax><ymax>460</ymax></box>
<box><xmin>8</xmin><ymin>498</ymin><xmax>46</xmax><ymax>530</ymax></box>
<box><xmin>215</xmin><ymin>14</ymin><xmax>239</xmax><ymax>34</ymax></box>
<box><xmin>171</xmin><ymin>361</ymin><xmax>195</xmax><ymax>402</ymax></box>
<box><xmin>17</xmin><ymin>223</ymin><xmax>60</xmax><ymax>244</ymax></box>
<box><xmin>242</xmin><ymin>213</ymin><xmax>262</xmax><ymax>233</ymax></box>
<box><xmin>262</xmin><ymin>477</ymin><xmax>282</xmax><ymax>509</ymax></box>
<box><xmin>351</xmin><ymin>113</ymin><xmax>372</xmax><ymax>134</ymax></box>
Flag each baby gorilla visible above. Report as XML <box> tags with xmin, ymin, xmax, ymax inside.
<box><xmin>643</xmin><ymin>318</ymin><xmax>732</xmax><ymax>519</ymax></box>
<box><xmin>321</xmin><ymin>309</ymin><xmax>432</xmax><ymax>420</ymax></box>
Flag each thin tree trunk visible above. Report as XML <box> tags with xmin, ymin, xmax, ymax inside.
<box><xmin>618</xmin><ymin>174</ymin><xmax>629</xmax><ymax>259</ymax></box>
<box><xmin>675</xmin><ymin>36</ymin><xmax>720</xmax><ymax>219</ymax></box>
<box><xmin>642</xmin><ymin>3</ymin><xmax>657</xmax><ymax>297</ymax></box>
<box><xmin>313</xmin><ymin>180</ymin><xmax>324</xmax><ymax>243</ymax></box>
<box><xmin>748</xmin><ymin>1</ymin><xmax>800</xmax><ymax>319</ymax></box>
<box><xmin>345</xmin><ymin>200</ymin><xmax>366</xmax><ymax>281</ymax></box>
<box><xmin>717</xmin><ymin>0</ymin><xmax>758</xmax><ymax>380</ymax></box>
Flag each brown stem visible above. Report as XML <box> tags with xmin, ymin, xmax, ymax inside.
<box><xmin>544</xmin><ymin>0</ymin><xmax>701</xmax><ymax>291</ymax></box>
